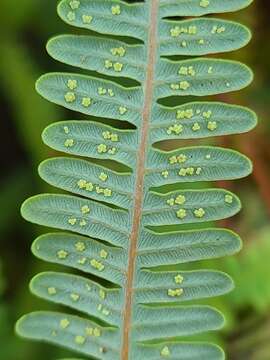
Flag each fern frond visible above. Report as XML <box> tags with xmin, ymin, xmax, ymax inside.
<box><xmin>16</xmin><ymin>0</ymin><xmax>256</xmax><ymax>359</ymax></box>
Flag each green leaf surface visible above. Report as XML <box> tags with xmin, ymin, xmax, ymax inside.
<box><xmin>17</xmin><ymin>0</ymin><xmax>255</xmax><ymax>358</ymax></box>
<box><xmin>57</xmin><ymin>0</ymin><xmax>147</xmax><ymax>40</ymax></box>
<box><xmin>159</xmin><ymin>0</ymin><xmax>253</xmax><ymax>18</ymax></box>
<box><xmin>47</xmin><ymin>35</ymin><xmax>146</xmax><ymax>82</ymax></box>
<box><xmin>151</xmin><ymin>102</ymin><xmax>257</xmax><ymax>141</ymax></box>
<box><xmin>159</xmin><ymin>18</ymin><xmax>251</xmax><ymax>56</ymax></box>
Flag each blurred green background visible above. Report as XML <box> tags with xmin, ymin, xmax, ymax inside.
<box><xmin>0</xmin><ymin>0</ymin><xmax>269</xmax><ymax>359</ymax></box>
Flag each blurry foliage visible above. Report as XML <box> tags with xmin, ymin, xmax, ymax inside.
<box><xmin>0</xmin><ymin>0</ymin><xmax>269</xmax><ymax>359</ymax></box>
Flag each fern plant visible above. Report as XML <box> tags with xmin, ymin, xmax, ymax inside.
<box><xmin>16</xmin><ymin>0</ymin><xmax>257</xmax><ymax>359</ymax></box>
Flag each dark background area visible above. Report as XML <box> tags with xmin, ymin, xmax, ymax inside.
<box><xmin>0</xmin><ymin>0</ymin><xmax>270</xmax><ymax>359</ymax></box>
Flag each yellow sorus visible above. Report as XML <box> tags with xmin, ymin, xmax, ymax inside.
<box><xmin>166</xmin><ymin>124</ymin><xmax>183</xmax><ymax>135</ymax></box>
<box><xmin>70</xmin><ymin>0</ymin><xmax>80</xmax><ymax>9</ymax></box>
<box><xmin>57</xmin><ymin>249</ymin><xmax>69</xmax><ymax>259</ymax></box>
<box><xmin>188</xmin><ymin>26</ymin><xmax>197</xmax><ymax>34</ymax></box>
<box><xmin>178</xmin><ymin>66</ymin><xmax>188</xmax><ymax>75</ymax></box>
<box><xmin>82</xmin><ymin>15</ymin><xmax>93</xmax><ymax>24</ymax></box>
<box><xmin>111</xmin><ymin>133</ymin><xmax>119</xmax><ymax>142</ymax></box>
<box><xmin>100</xmin><ymin>249</ymin><xmax>108</xmax><ymax>259</ymax></box>
<box><xmin>108</xmin><ymin>147</ymin><xmax>117</xmax><ymax>155</ymax></box>
<box><xmin>181</xmin><ymin>40</ymin><xmax>187</xmax><ymax>47</ymax></box>
<box><xmin>113</xmin><ymin>62</ymin><xmax>123</xmax><ymax>72</ymax></box>
<box><xmin>81</xmin><ymin>97</ymin><xmax>92</xmax><ymax>107</ymax></box>
<box><xmin>196</xmin><ymin>167</ymin><xmax>202</xmax><ymax>175</ymax></box>
<box><xmin>75</xmin><ymin>241</ymin><xmax>86</xmax><ymax>252</ymax></box>
<box><xmin>161</xmin><ymin>346</ymin><xmax>171</xmax><ymax>357</ymax></box>
<box><xmin>175</xmin><ymin>195</ymin><xmax>186</xmax><ymax>205</ymax></box>
<box><xmin>111</xmin><ymin>4</ymin><xmax>121</xmax><ymax>15</ymax></box>
<box><xmin>104</xmin><ymin>188</ymin><xmax>112</xmax><ymax>197</ymax></box>
<box><xmin>186</xmin><ymin>168</ymin><xmax>195</xmax><ymax>175</ymax></box>
<box><xmin>200</xmin><ymin>0</ymin><xmax>210</xmax><ymax>8</ymax></box>
<box><xmin>178</xmin><ymin>154</ymin><xmax>188</xmax><ymax>163</ymax></box>
<box><xmin>68</xmin><ymin>218</ymin><xmax>77</xmax><ymax>226</ymax></box>
<box><xmin>175</xmin><ymin>274</ymin><xmax>184</xmax><ymax>284</ymax></box>
<box><xmin>81</xmin><ymin>205</ymin><xmax>90</xmax><ymax>214</ymax></box>
<box><xmin>179</xmin><ymin>81</ymin><xmax>190</xmax><ymax>90</ymax></box>
<box><xmin>176</xmin><ymin>208</ymin><xmax>187</xmax><ymax>219</ymax></box>
<box><xmin>64</xmin><ymin>138</ymin><xmax>74</xmax><ymax>147</ymax></box>
<box><xmin>192</xmin><ymin>122</ymin><xmax>201</xmax><ymax>131</ymax></box>
<box><xmin>98</xmin><ymin>87</ymin><xmax>107</xmax><ymax>95</ymax></box>
<box><xmin>77</xmin><ymin>179</ymin><xmax>87</xmax><ymax>188</ymax></box>
<box><xmin>169</xmin><ymin>154</ymin><xmax>187</xmax><ymax>164</ymax></box>
<box><xmin>167</xmin><ymin>198</ymin><xmax>175</xmax><ymax>206</ymax></box>
<box><xmin>207</xmin><ymin>121</ymin><xmax>217</xmax><ymax>131</ymax></box>
<box><xmin>85</xmin><ymin>182</ymin><xmax>94</xmax><ymax>191</ymax></box>
<box><xmin>67</xmin><ymin>11</ymin><xmax>76</xmax><ymax>21</ymax></box>
<box><xmin>48</xmin><ymin>287</ymin><xmax>57</xmax><ymax>295</ymax></box>
<box><xmin>78</xmin><ymin>257</ymin><xmax>87</xmax><ymax>265</ymax></box>
<box><xmin>60</xmin><ymin>318</ymin><xmax>70</xmax><ymax>329</ymax></box>
<box><xmin>198</xmin><ymin>39</ymin><xmax>205</xmax><ymax>45</ymax></box>
<box><xmin>225</xmin><ymin>194</ymin><xmax>233</xmax><ymax>204</ymax></box>
<box><xmin>75</xmin><ymin>335</ymin><xmax>85</xmax><ymax>345</ymax></box>
<box><xmin>70</xmin><ymin>293</ymin><xmax>80</xmax><ymax>302</ymax></box>
<box><xmin>93</xmin><ymin>328</ymin><xmax>101</xmax><ymax>337</ymax></box>
<box><xmin>119</xmin><ymin>106</ymin><xmax>127</xmax><ymax>115</ymax></box>
<box><xmin>97</xmin><ymin>144</ymin><xmax>107</xmax><ymax>153</ymax></box>
<box><xmin>170</xmin><ymin>26</ymin><xmax>181</xmax><ymax>37</ymax></box>
<box><xmin>99</xmin><ymin>289</ymin><xmax>106</xmax><ymax>299</ymax></box>
<box><xmin>90</xmin><ymin>259</ymin><xmax>105</xmax><ymax>271</ymax></box>
<box><xmin>67</xmin><ymin>79</ymin><xmax>77</xmax><ymax>90</ymax></box>
<box><xmin>105</xmin><ymin>59</ymin><xmax>113</xmax><ymax>69</ymax></box>
<box><xmin>179</xmin><ymin>167</ymin><xmax>194</xmax><ymax>176</ymax></box>
<box><xmin>212</xmin><ymin>25</ymin><xmax>226</xmax><ymax>34</ymax></box>
<box><xmin>99</xmin><ymin>172</ymin><xmax>108</xmax><ymax>182</ymax></box>
<box><xmin>85</xmin><ymin>327</ymin><xmax>93</xmax><ymax>336</ymax></box>
<box><xmin>108</xmin><ymin>88</ymin><xmax>114</xmax><ymax>97</ymax></box>
<box><xmin>194</xmin><ymin>208</ymin><xmax>205</xmax><ymax>218</ymax></box>
<box><xmin>162</xmin><ymin>170</ymin><xmax>169</xmax><ymax>178</ymax></box>
<box><xmin>65</xmin><ymin>92</ymin><xmax>76</xmax><ymax>103</ymax></box>
<box><xmin>85</xmin><ymin>283</ymin><xmax>91</xmax><ymax>291</ymax></box>
<box><xmin>111</xmin><ymin>47</ymin><xmax>126</xmax><ymax>57</ymax></box>
<box><xmin>102</xmin><ymin>131</ymin><xmax>111</xmax><ymax>140</ymax></box>
<box><xmin>203</xmin><ymin>110</ymin><xmax>212</xmax><ymax>118</ymax></box>
<box><xmin>64</xmin><ymin>126</ymin><xmax>69</xmax><ymax>134</ymax></box>
<box><xmin>169</xmin><ymin>155</ymin><xmax>177</xmax><ymax>164</ymax></box>
<box><xmin>168</xmin><ymin>288</ymin><xmax>183</xmax><ymax>297</ymax></box>
<box><xmin>170</xmin><ymin>83</ymin><xmax>179</xmax><ymax>90</ymax></box>
<box><xmin>102</xmin><ymin>308</ymin><xmax>110</xmax><ymax>316</ymax></box>
<box><xmin>217</xmin><ymin>26</ymin><xmax>226</xmax><ymax>34</ymax></box>
<box><xmin>176</xmin><ymin>109</ymin><xmax>194</xmax><ymax>119</ymax></box>
<box><xmin>188</xmin><ymin>66</ymin><xmax>196</xmax><ymax>76</ymax></box>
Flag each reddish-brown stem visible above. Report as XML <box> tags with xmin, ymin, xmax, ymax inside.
<box><xmin>121</xmin><ymin>1</ymin><xmax>159</xmax><ymax>359</ymax></box>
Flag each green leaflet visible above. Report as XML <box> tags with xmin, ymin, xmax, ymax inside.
<box><xmin>159</xmin><ymin>0</ymin><xmax>253</xmax><ymax>17</ymax></box>
<box><xmin>156</xmin><ymin>58</ymin><xmax>253</xmax><ymax>97</ymax></box>
<box><xmin>47</xmin><ymin>35</ymin><xmax>146</xmax><ymax>82</ymax></box>
<box><xmin>17</xmin><ymin>1</ymin><xmax>255</xmax><ymax>359</ymax></box>
<box><xmin>30</xmin><ymin>272</ymin><xmax>123</xmax><ymax>326</ymax></box>
<box><xmin>57</xmin><ymin>0</ymin><xmax>148</xmax><ymax>40</ymax></box>
<box><xmin>36</xmin><ymin>74</ymin><xmax>143</xmax><ymax>126</ymax></box>
<box><xmin>159</xmin><ymin>18</ymin><xmax>251</xmax><ymax>56</ymax></box>
<box><xmin>32</xmin><ymin>233</ymin><xmax>127</xmax><ymax>285</ymax></box>
<box><xmin>39</xmin><ymin>157</ymin><xmax>134</xmax><ymax>209</ymax></box>
<box><xmin>151</xmin><ymin>102</ymin><xmax>257</xmax><ymax>141</ymax></box>
<box><xmin>41</xmin><ymin>121</ymin><xmax>138</xmax><ymax>167</ymax></box>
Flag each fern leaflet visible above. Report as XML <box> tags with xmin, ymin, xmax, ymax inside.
<box><xmin>16</xmin><ymin>1</ymin><xmax>256</xmax><ymax>359</ymax></box>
